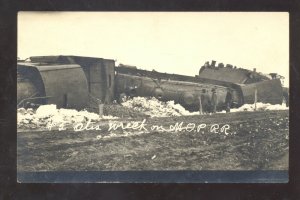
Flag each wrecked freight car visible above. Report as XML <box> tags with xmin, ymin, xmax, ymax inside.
<box><xmin>17</xmin><ymin>56</ymin><xmax>287</xmax><ymax>112</ymax></box>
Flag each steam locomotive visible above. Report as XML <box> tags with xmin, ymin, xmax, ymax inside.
<box><xmin>17</xmin><ymin>55</ymin><xmax>287</xmax><ymax>111</ymax></box>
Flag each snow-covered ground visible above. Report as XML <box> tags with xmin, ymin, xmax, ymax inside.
<box><xmin>17</xmin><ymin>104</ymin><xmax>117</xmax><ymax>129</ymax></box>
<box><xmin>122</xmin><ymin>97</ymin><xmax>288</xmax><ymax>116</ymax></box>
<box><xmin>220</xmin><ymin>102</ymin><xmax>288</xmax><ymax>113</ymax></box>
<box><xmin>17</xmin><ymin>97</ymin><xmax>288</xmax><ymax>129</ymax></box>
<box><xmin>121</xmin><ymin>97</ymin><xmax>199</xmax><ymax>117</ymax></box>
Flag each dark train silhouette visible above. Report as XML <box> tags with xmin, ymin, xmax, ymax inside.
<box><xmin>17</xmin><ymin>56</ymin><xmax>288</xmax><ymax>112</ymax></box>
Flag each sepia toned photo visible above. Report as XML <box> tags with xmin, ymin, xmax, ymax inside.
<box><xmin>17</xmin><ymin>12</ymin><xmax>289</xmax><ymax>183</ymax></box>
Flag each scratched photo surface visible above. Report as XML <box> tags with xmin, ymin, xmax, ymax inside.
<box><xmin>17</xmin><ymin>12</ymin><xmax>289</xmax><ymax>176</ymax></box>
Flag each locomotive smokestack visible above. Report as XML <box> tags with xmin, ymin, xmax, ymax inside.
<box><xmin>211</xmin><ymin>60</ymin><xmax>216</xmax><ymax>67</ymax></box>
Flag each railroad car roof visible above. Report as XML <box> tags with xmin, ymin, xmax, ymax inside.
<box><xmin>18</xmin><ymin>62</ymin><xmax>82</xmax><ymax>71</ymax></box>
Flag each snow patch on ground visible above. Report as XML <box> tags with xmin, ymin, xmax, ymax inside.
<box><xmin>17</xmin><ymin>104</ymin><xmax>118</xmax><ymax>129</ymax></box>
<box><xmin>122</xmin><ymin>97</ymin><xmax>288</xmax><ymax>117</ymax></box>
<box><xmin>17</xmin><ymin>99</ymin><xmax>288</xmax><ymax>129</ymax></box>
<box><xmin>121</xmin><ymin>97</ymin><xmax>199</xmax><ymax>117</ymax></box>
<box><xmin>230</xmin><ymin>102</ymin><xmax>288</xmax><ymax>112</ymax></box>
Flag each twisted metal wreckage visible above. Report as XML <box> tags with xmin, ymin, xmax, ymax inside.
<box><xmin>17</xmin><ymin>55</ymin><xmax>289</xmax><ymax>112</ymax></box>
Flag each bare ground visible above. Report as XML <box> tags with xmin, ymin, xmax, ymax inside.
<box><xmin>17</xmin><ymin>110</ymin><xmax>289</xmax><ymax>171</ymax></box>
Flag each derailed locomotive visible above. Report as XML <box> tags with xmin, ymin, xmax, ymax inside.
<box><xmin>17</xmin><ymin>55</ymin><xmax>287</xmax><ymax>112</ymax></box>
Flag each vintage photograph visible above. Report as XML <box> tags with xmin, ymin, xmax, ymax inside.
<box><xmin>17</xmin><ymin>12</ymin><xmax>289</xmax><ymax>182</ymax></box>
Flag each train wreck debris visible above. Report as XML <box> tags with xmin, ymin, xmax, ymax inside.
<box><xmin>17</xmin><ymin>55</ymin><xmax>288</xmax><ymax>112</ymax></box>
<box><xmin>198</xmin><ymin>60</ymin><xmax>272</xmax><ymax>84</ymax></box>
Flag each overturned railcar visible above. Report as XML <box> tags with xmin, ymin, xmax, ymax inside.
<box><xmin>17</xmin><ymin>56</ymin><xmax>115</xmax><ymax>109</ymax></box>
<box><xmin>17</xmin><ymin>62</ymin><xmax>89</xmax><ymax>109</ymax></box>
<box><xmin>197</xmin><ymin>60</ymin><xmax>287</xmax><ymax>105</ymax></box>
<box><xmin>17</xmin><ymin>55</ymin><xmax>286</xmax><ymax>111</ymax></box>
<box><xmin>115</xmin><ymin>66</ymin><xmax>243</xmax><ymax>111</ymax></box>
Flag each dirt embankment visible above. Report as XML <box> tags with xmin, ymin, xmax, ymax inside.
<box><xmin>17</xmin><ymin>110</ymin><xmax>289</xmax><ymax>171</ymax></box>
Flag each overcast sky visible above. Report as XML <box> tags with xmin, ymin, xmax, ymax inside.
<box><xmin>18</xmin><ymin>12</ymin><xmax>289</xmax><ymax>86</ymax></box>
